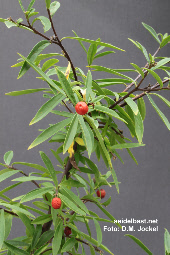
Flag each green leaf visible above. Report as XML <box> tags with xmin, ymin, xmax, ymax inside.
<box><xmin>31</xmin><ymin>225</ymin><xmax>42</xmax><ymax>250</ymax></box>
<box><xmin>111</xmin><ymin>143</ymin><xmax>145</xmax><ymax>149</ymax></box>
<box><xmin>34</xmin><ymin>244</ymin><xmax>49</xmax><ymax>255</ymax></box>
<box><xmin>134</xmin><ymin>111</ymin><xmax>144</xmax><ymax>144</ymax></box>
<box><xmin>18</xmin><ymin>41</ymin><xmax>51</xmax><ymax>79</ymax></box>
<box><xmin>150</xmin><ymin>93</ymin><xmax>170</xmax><ymax>108</ymax></box>
<box><xmin>67</xmin><ymin>223</ymin><xmax>114</xmax><ymax>255</ymax></box>
<box><xmin>160</xmin><ymin>35</ymin><xmax>170</xmax><ymax>48</ymax></box>
<box><xmin>0</xmin><ymin>170</ymin><xmax>19</xmax><ymax>183</ymax></box>
<box><xmin>0</xmin><ymin>210</ymin><xmax>5</xmax><ymax>250</ymax></box>
<box><xmin>142</xmin><ymin>23</ymin><xmax>160</xmax><ymax>44</ymax></box>
<box><xmin>45</xmin><ymin>0</ymin><xmax>51</xmax><ymax>9</ymax></box>
<box><xmin>21</xmin><ymin>187</ymin><xmax>54</xmax><ymax>203</ymax></box>
<box><xmin>94</xmin><ymin>105</ymin><xmax>127</xmax><ymax>123</ymax></box>
<box><xmin>55</xmin><ymin>67</ymin><xmax>77</xmax><ymax>105</ymax></box>
<box><xmin>146</xmin><ymin>69</ymin><xmax>163</xmax><ymax>88</ymax></box>
<box><xmin>151</xmin><ymin>58</ymin><xmax>170</xmax><ymax>71</ymax></box>
<box><xmin>4</xmin><ymin>241</ymin><xmax>29</xmax><ymax>255</ymax></box>
<box><xmin>86</xmin><ymin>70</ymin><xmax>92</xmax><ymax>102</ymax></box>
<box><xmin>0</xmin><ymin>202</ymin><xmax>35</xmax><ymax>218</ymax></box>
<box><xmin>4</xmin><ymin>21</ymin><xmax>17</xmax><ymax>28</ymax></box>
<box><xmin>17</xmin><ymin>212</ymin><xmax>35</xmax><ymax>236</ymax></box>
<box><xmin>85</xmin><ymin>116</ymin><xmax>112</xmax><ymax>168</ymax></box>
<box><xmin>52</xmin><ymin>220</ymin><xmax>63</xmax><ymax>255</ymax></box>
<box><xmin>125</xmin><ymin>234</ymin><xmax>152</xmax><ymax>255</ymax></box>
<box><xmin>18</xmin><ymin>53</ymin><xmax>64</xmax><ymax>95</ymax></box>
<box><xmin>59</xmin><ymin>193</ymin><xmax>86</xmax><ymax>215</ymax></box>
<box><xmin>137</xmin><ymin>97</ymin><xmax>146</xmax><ymax>121</ymax></box>
<box><xmin>33</xmin><ymin>201</ymin><xmax>49</xmax><ymax>211</ymax></box>
<box><xmin>12</xmin><ymin>162</ymin><xmax>48</xmax><ymax>173</ymax></box>
<box><xmin>63</xmin><ymin>114</ymin><xmax>78</xmax><ymax>153</ymax></box>
<box><xmin>147</xmin><ymin>94</ymin><xmax>170</xmax><ymax>130</ymax></box>
<box><xmin>72</xmin><ymin>31</ymin><xmax>87</xmax><ymax>53</ymax></box>
<box><xmin>87</xmin><ymin>43</ymin><xmax>97</xmax><ymax>65</ymax></box>
<box><xmin>42</xmin><ymin>58</ymin><xmax>59</xmax><ymax>72</ymax></box>
<box><xmin>61</xmin><ymin>179</ymin><xmax>85</xmax><ymax>188</ymax></box>
<box><xmin>93</xmin><ymin>218</ymin><xmax>102</xmax><ymax>246</ymax></box>
<box><xmin>4</xmin><ymin>151</ymin><xmax>13</xmax><ymax>165</ymax></box>
<box><xmin>50</xmin><ymin>1</ymin><xmax>60</xmax><ymax>16</ymax></box>
<box><xmin>5</xmin><ymin>88</ymin><xmax>47</xmax><ymax>96</ymax></box>
<box><xmin>51</xmin><ymin>110</ymin><xmax>73</xmax><ymax>118</ymax></box>
<box><xmin>124</xmin><ymin>98</ymin><xmax>139</xmax><ymax>115</ymax></box>
<box><xmin>59</xmin><ymin>186</ymin><xmax>89</xmax><ymax>214</ymax></box>
<box><xmin>39</xmin><ymin>151</ymin><xmax>58</xmax><ymax>187</ymax></box>
<box><xmin>164</xmin><ymin>229</ymin><xmax>170</xmax><ymax>253</ymax></box>
<box><xmin>28</xmin><ymin>117</ymin><xmax>72</xmax><ymax>149</ymax></box>
<box><xmin>18</xmin><ymin>0</ymin><xmax>25</xmax><ymax>12</ymax></box>
<box><xmin>89</xmin><ymin>244</ymin><xmax>95</xmax><ymax>255</ymax></box>
<box><xmin>61</xmin><ymin>238</ymin><xmax>77</xmax><ymax>253</ymax></box>
<box><xmin>77</xmin><ymin>115</ymin><xmax>93</xmax><ymax>158</ymax></box>
<box><xmin>94</xmin><ymin>51</ymin><xmax>115</xmax><ymax>59</ymax></box>
<box><xmin>36</xmin><ymin>230</ymin><xmax>54</xmax><ymax>248</ymax></box>
<box><xmin>29</xmin><ymin>94</ymin><xmax>65</xmax><ymax>125</ymax></box>
<box><xmin>31</xmin><ymin>214</ymin><xmax>52</xmax><ymax>225</ymax></box>
<box><xmin>27</xmin><ymin>0</ymin><xmax>36</xmax><ymax>11</ymax></box>
<box><xmin>131</xmin><ymin>63</ymin><xmax>144</xmax><ymax>78</ymax></box>
<box><xmin>12</xmin><ymin>176</ymin><xmax>51</xmax><ymax>182</ymax></box>
<box><xmin>32</xmin><ymin>16</ymin><xmax>51</xmax><ymax>32</ymax></box>
<box><xmin>96</xmin><ymin>203</ymin><xmax>121</xmax><ymax>229</ymax></box>
<box><xmin>62</xmin><ymin>36</ymin><xmax>125</xmax><ymax>51</ymax></box>
<box><xmin>110</xmin><ymin>166</ymin><xmax>119</xmax><ymax>193</ymax></box>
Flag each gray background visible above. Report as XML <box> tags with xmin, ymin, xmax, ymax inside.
<box><xmin>0</xmin><ymin>0</ymin><xmax>170</xmax><ymax>254</ymax></box>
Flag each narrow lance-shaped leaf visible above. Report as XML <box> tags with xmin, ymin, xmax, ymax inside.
<box><xmin>4</xmin><ymin>241</ymin><xmax>29</xmax><ymax>255</ymax></box>
<box><xmin>55</xmin><ymin>67</ymin><xmax>77</xmax><ymax>105</ymax></box>
<box><xmin>29</xmin><ymin>93</ymin><xmax>65</xmax><ymax>125</ymax></box>
<box><xmin>28</xmin><ymin>116</ymin><xmax>73</xmax><ymax>150</ymax></box>
<box><xmin>86</xmin><ymin>70</ymin><xmax>92</xmax><ymax>102</ymax></box>
<box><xmin>18</xmin><ymin>53</ymin><xmax>65</xmax><ymax>95</ymax></box>
<box><xmin>87</xmin><ymin>43</ymin><xmax>97</xmax><ymax>66</ymax></box>
<box><xmin>61</xmin><ymin>238</ymin><xmax>77</xmax><ymax>253</ymax></box>
<box><xmin>164</xmin><ymin>229</ymin><xmax>170</xmax><ymax>253</ymax></box>
<box><xmin>146</xmin><ymin>69</ymin><xmax>163</xmax><ymax>88</ymax></box>
<box><xmin>21</xmin><ymin>187</ymin><xmax>54</xmax><ymax>203</ymax></box>
<box><xmin>125</xmin><ymin>234</ymin><xmax>153</xmax><ymax>255</ymax></box>
<box><xmin>18</xmin><ymin>41</ymin><xmax>51</xmax><ymax>79</ymax></box>
<box><xmin>63</xmin><ymin>114</ymin><xmax>78</xmax><ymax>154</ymax></box>
<box><xmin>94</xmin><ymin>105</ymin><xmax>127</xmax><ymax>123</ymax></box>
<box><xmin>150</xmin><ymin>93</ymin><xmax>170</xmax><ymax>108</ymax></box>
<box><xmin>134</xmin><ymin>111</ymin><xmax>144</xmax><ymax>144</ymax></box>
<box><xmin>42</xmin><ymin>58</ymin><xmax>59</xmax><ymax>72</ymax></box>
<box><xmin>137</xmin><ymin>97</ymin><xmax>146</xmax><ymax>121</ymax></box>
<box><xmin>18</xmin><ymin>0</ymin><xmax>25</xmax><ymax>12</ymax></box>
<box><xmin>124</xmin><ymin>97</ymin><xmax>139</xmax><ymax>115</ymax></box>
<box><xmin>40</xmin><ymin>151</ymin><xmax>58</xmax><ymax>187</ymax></box>
<box><xmin>61</xmin><ymin>36</ymin><xmax>125</xmax><ymax>51</ymax></box>
<box><xmin>72</xmin><ymin>30</ymin><xmax>87</xmax><ymax>53</ymax></box>
<box><xmin>151</xmin><ymin>58</ymin><xmax>170</xmax><ymax>71</ymax></box>
<box><xmin>85</xmin><ymin>116</ymin><xmax>112</xmax><ymax>168</ymax></box>
<box><xmin>142</xmin><ymin>22</ymin><xmax>160</xmax><ymax>44</ymax></box>
<box><xmin>131</xmin><ymin>63</ymin><xmax>144</xmax><ymax>78</ymax></box>
<box><xmin>147</xmin><ymin>94</ymin><xmax>170</xmax><ymax>130</ymax></box>
<box><xmin>94</xmin><ymin>50</ymin><xmax>115</xmax><ymax>59</ymax></box>
<box><xmin>0</xmin><ymin>170</ymin><xmax>20</xmax><ymax>183</ymax></box>
<box><xmin>111</xmin><ymin>143</ymin><xmax>145</xmax><ymax>149</ymax></box>
<box><xmin>45</xmin><ymin>0</ymin><xmax>51</xmax><ymax>9</ymax></box>
<box><xmin>5</xmin><ymin>88</ymin><xmax>48</xmax><ymax>96</ymax></box>
<box><xmin>32</xmin><ymin>16</ymin><xmax>51</xmax><ymax>32</ymax></box>
<box><xmin>52</xmin><ymin>220</ymin><xmax>63</xmax><ymax>255</ymax></box>
<box><xmin>27</xmin><ymin>0</ymin><xmax>36</xmax><ymax>11</ymax></box>
<box><xmin>0</xmin><ymin>210</ymin><xmax>5</xmax><ymax>250</ymax></box>
<box><xmin>93</xmin><ymin>218</ymin><xmax>102</xmax><ymax>246</ymax></box>
<box><xmin>0</xmin><ymin>202</ymin><xmax>35</xmax><ymax>218</ymax></box>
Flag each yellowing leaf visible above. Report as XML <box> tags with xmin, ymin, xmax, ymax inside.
<box><xmin>75</xmin><ymin>137</ymin><xmax>85</xmax><ymax>146</ymax></box>
<box><xmin>80</xmin><ymin>89</ymin><xmax>86</xmax><ymax>101</ymax></box>
<box><xmin>65</xmin><ymin>62</ymin><xmax>71</xmax><ymax>80</ymax></box>
<box><xmin>68</xmin><ymin>141</ymin><xmax>74</xmax><ymax>157</ymax></box>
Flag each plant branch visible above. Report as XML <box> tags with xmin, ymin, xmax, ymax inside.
<box><xmin>123</xmin><ymin>46</ymin><xmax>160</xmax><ymax>93</ymax></box>
<box><xmin>0</xmin><ymin>208</ymin><xmax>18</xmax><ymax>217</ymax></box>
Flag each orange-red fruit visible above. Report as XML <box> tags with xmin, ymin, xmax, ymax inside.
<box><xmin>96</xmin><ymin>189</ymin><xmax>106</xmax><ymax>199</ymax></box>
<box><xmin>64</xmin><ymin>226</ymin><xmax>72</xmax><ymax>236</ymax></box>
<box><xmin>75</xmin><ymin>102</ymin><xmax>88</xmax><ymax>115</ymax></box>
<box><xmin>51</xmin><ymin>197</ymin><xmax>62</xmax><ymax>209</ymax></box>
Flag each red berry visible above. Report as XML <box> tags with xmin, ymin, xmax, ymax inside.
<box><xmin>75</xmin><ymin>102</ymin><xmax>88</xmax><ymax>115</ymax></box>
<box><xmin>64</xmin><ymin>226</ymin><xmax>72</xmax><ymax>236</ymax></box>
<box><xmin>51</xmin><ymin>197</ymin><xmax>62</xmax><ymax>209</ymax></box>
<box><xmin>96</xmin><ymin>189</ymin><xmax>106</xmax><ymax>199</ymax></box>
